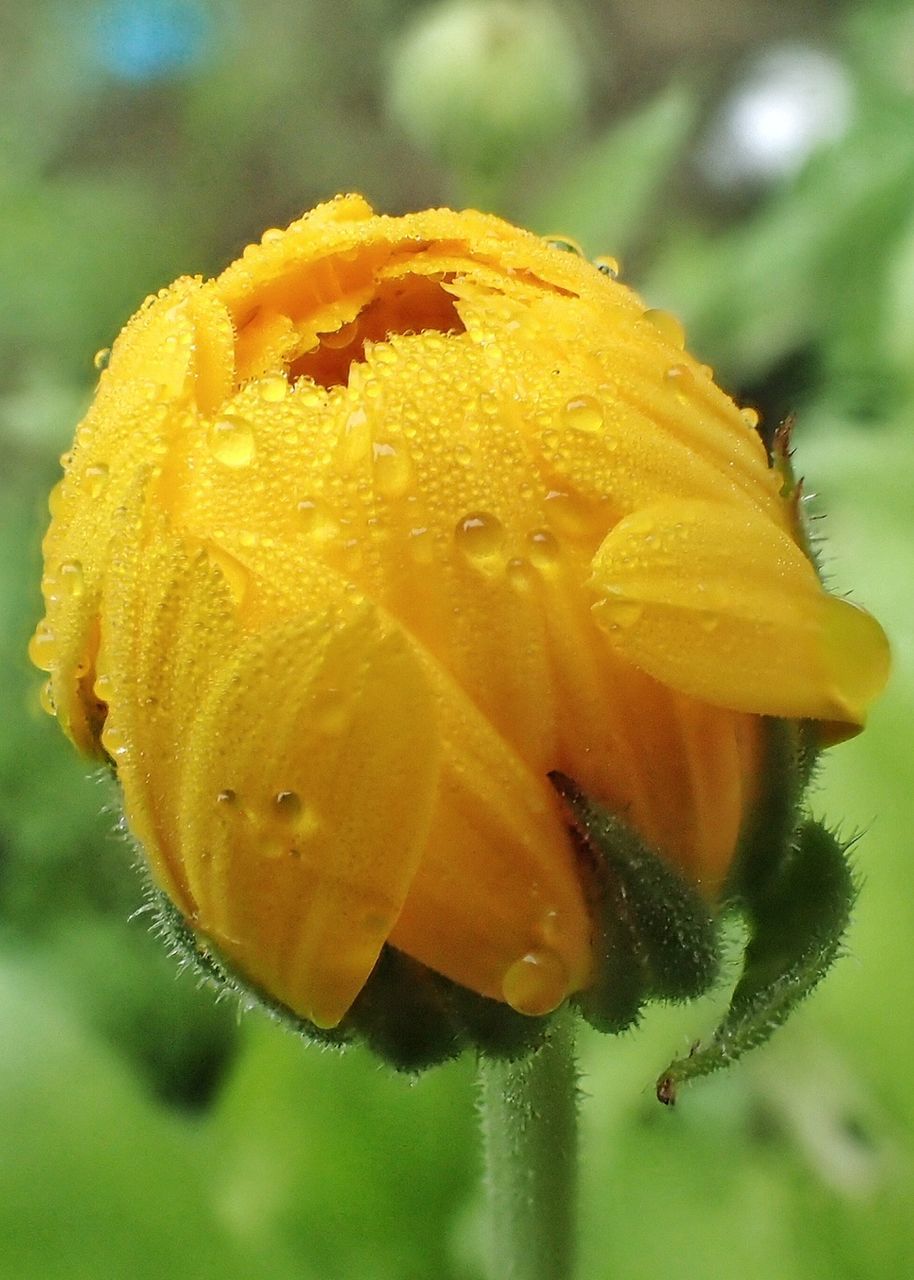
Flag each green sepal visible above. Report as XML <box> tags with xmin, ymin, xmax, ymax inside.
<box><xmin>550</xmin><ymin>773</ymin><xmax>722</xmax><ymax>1034</ymax></box>
<box><xmin>148</xmin><ymin>882</ymin><xmax>546</xmax><ymax>1073</ymax></box>
<box><xmin>345</xmin><ymin>948</ymin><xmax>548</xmax><ymax>1070</ymax></box>
<box><xmin>772</xmin><ymin>415</ymin><xmax>826</xmax><ymax>580</ymax></box>
<box><xmin>726</xmin><ymin>716</ymin><xmax>819</xmax><ymax>909</ymax></box>
<box><xmin>656</xmin><ymin>819</ymin><xmax>856</xmax><ymax>1104</ymax></box>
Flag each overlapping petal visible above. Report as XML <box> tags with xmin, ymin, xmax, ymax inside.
<box><xmin>589</xmin><ymin>498</ymin><xmax>890</xmax><ymax>732</ymax></box>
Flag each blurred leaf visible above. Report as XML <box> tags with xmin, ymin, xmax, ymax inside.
<box><xmin>0</xmin><ymin>960</ymin><xmax>288</xmax><ymax>1280</ymax></box>
<box><xmin>206</xmin><ymin>1023</ymin><xmax>480</xmax><ymax>1280</ymax></box>
<box><xmin>0</xmin><ymin>175</ymin><xmax>204</xmax><ymax>379</ymax></box>
<box><xmin>642</xmin><ymin>101</ymin><xmax>914</xmax><ymax>388</ymax></box>
<box><xmin>525</xmin><ymin>85</ymin><xmax>698</xmax><ymax>257</ymax></box>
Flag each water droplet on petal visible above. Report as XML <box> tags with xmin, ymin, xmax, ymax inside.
<box><xmin>506</xmin><ymin>557</ymin><xmax>537</xmax><ymax>591</ymax></box>
<box><xmin>296</xmin><ymin>498</ymin><xmax>340</xmax><ymax>542</ymax></box>
<box><xmin>544</xmin><ymin>235</ymin><xmax>585</xmax><ymax>256</ymax></box>
<box><xmin>93</xmin><ymin>347</ymin><xmax>111</xmax><ymax>371</ymax></box>
<box><xmin>208</xmin><ymin>416</ymin><xmax>255</xmax><ymax>468</ymax></box>
<box><xmin>258</xmin><ymin>374</ymin><xmax>289</xmax><ymax>403</ymax></box>
<box><xmin>478</xmin><ymin>390</ymin><xmax>500</xmax><ymax>418</ymax></box>
<box><xmin>664</xmin><ymin>363</ymin><xmax>693</xmax><ymax>399</ymax></box>
<box><xmin>28</xmin><ymin>624</ymin><xmax>58</xmax><ymax>672</ymax></box>
<box><xmin>502</xmin><ymin>950</ymin><xmax>569</xmax><ymax>1016</ymax></box>
<box><xmin>372</xmin><ymin>441</ymin><xmax>414</xmax><ymax>499</ymax></box>
<box><xmin>322</xmin><ymin>320</ymin><xmax>360</xmax><ymax>351</ymax></box>
<box><xmin>273</xmin><ymin>790</ymin><xmax>302</xmax><ymax>821</ymax></box>
<box><xmin>58</xmin><ymin>560</ymin><xmax>85</xmax><ymax>599</ymax></box>
<box><xmin>643</xmin><ymin>308</ymin><xmax>686</xmax><ymax>349</ymax></box>
<box><xmin>337</xmin><ymin>407</ymin><xmax>371</xmax><ymax>469</ymax></box>
<box><xmin>85</xmin><ymin>462</ymin><xmax>110</xmax><ymax>498</ymax></box>
<box><xmin>217</xmin><ymin>788</ymin><xmax>238</xmax><ymax>807</ymax></box>
<box><xmin>740</xmin><ymin>406</ymin><xmax>760</xmax><ymax>429</ymax></box>
<box><xmin>594</xmin><ymin>254</ymin><xmax>620</xmax><ymax>278</ymax></box>
<box><xmin>544</xmin><ymin>490</ymin><xmax>595</xmax><ymax>540</ymax></box>
<box><xmin>101</xmin><ymin>722</ymin><xmax>129</xmax><ymax>764</ymax></box>
<box><xmin>455</xmin><ymin>512</ymin><xmax>504</xmax><ymax>563</ymax></box>
<box><xmin>39</xmin><ymin>680</ymin><xmax>56</xmax><ymax>716</ymax></box>
<box><xmin>527</xmin><ymin>529</ymin><xmax>560</xmax><ymax>569</ymax></box>
<box><xmin>562</xmin><ymin>395</ymin><xmax>605</xmax><ymax>434</ymax></box>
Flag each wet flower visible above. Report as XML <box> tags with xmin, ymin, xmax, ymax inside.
<box><xmin>32</xmin><ymin>195</ymin><xmax>889</xmax><ymax>1062</ymax></box>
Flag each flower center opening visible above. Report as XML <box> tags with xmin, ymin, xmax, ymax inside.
<box><xmin>290</xmin><ymin>274</ymin><xmax>465</xmax><ymax>389</ymax></box>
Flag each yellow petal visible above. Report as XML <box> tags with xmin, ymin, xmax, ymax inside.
<box><xmin>389</xmin><ymin>653</ymin><xmax>593</xmax><ymax>1016</ymax></box>
<box><xmin>97</xmin><ymin>506</ymin><xmax>243</xmax><ymax>915</ymax></box>
<box><xmin>590</xmin><ymin>499</ymin><xmax>890</xmax><ymax>730</ymax></box>
<box><xmin>177</xmin><ymin>604</ymin><xmax>441</xmax><ymax>1028</ymax></box>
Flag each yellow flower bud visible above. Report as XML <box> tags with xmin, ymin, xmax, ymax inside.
<box><xmin>33</xmin><ymin>195</ymin><xmax>889</xmax><ymax>1044</ymax></box>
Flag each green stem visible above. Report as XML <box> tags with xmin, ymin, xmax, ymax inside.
<box><xmin>478</xmin><ymin>1010</ymin><xmax>579</xmax><ymax>1280</ymax></box>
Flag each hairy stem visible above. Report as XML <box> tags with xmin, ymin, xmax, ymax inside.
<box><xmin>478</xmin><ymin>1010</ymin><xmax>579</xmax><ymax>1280</ymax></box>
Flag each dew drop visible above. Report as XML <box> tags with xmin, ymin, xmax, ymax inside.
<box><xmin>322</xmin><ymin>319</ymin><xmax>360</xmax><ymax>351</ymax></box>
<box><xmin>85</xmin><ymin>462</ymin><xmax>110</xmax><ymax>498</ymax></box>
<box><xmin>593</xmin><ymin>254</ymin><xmax>620</xmax><ymax>278</ymax></box>
<box><xmin>664</xmin><ymin>363</ymin><xmax>693</xmax><ymax>398</ymax></box>
<box><xmin>337</xmin><ymin>407</ymin><xmax>371</xmax><ymax>469</ymax></box>
<box><xmin>544</xmin><ymin>235</ymin><xmax>584</xmax><ymax>256</ymax></box>
<box><xmin>94</xmin><ymin>673</ymin><xmax>113</xmax><ymax>701</ymax></box>
<box><xmin>643</xmin><ymin>308</ymin><xmax>686</xmax><ymax>349</ymax></box>
<box><xmin>296</xmin><ymin>498</ymin><xmax>340</xmax><ymax>541</ymax></box>
<box><xmin>261</xmin><ymin>227</ymin><xmax>284</xmax><ymax>245</ymax></box>
<box><xmin>527</xmin><ymin>528</ymin><xmax>560</xmax><ymax>568</ymax></box>
<box><xmin>544</xmin><ymin>490</ymin><xmax>592</xmax><ymax>539</ymax></box>
<box><xmin>740</xmin><ymin>406</ymin><xmax>760</xmax><ymax>430</ymax></box>
<box><xmin>273</xmin><ymin>790</ymin><xmax>302</xmax><ymax>821</ymax></box>
<box><xmin>93</xmin><ymin>347</ymin><xmax>111</xmax><ymax>371</ymax></box>
<box><xmin>101</xmin><ymin>722</ymin><xmax>129</xmax><ymax>764</ymax></box>
<box><xmin>208</xmin><ymin>416</ymin><xmax>255</xmax><ymax>468</ymax></box>
<box><xmin>562</xmin><ymin>394</ymin><xmax>604</xmax><ymax>434</ymax></box>
<box><xmin>58</xmin><ymin>560</ymin><xmax>85</xmax><ymax>599</ymax></box>
<box><xmin>478</xmin><ymin>390</ymin><xmax>500</xmax><ymax>418</ymax></box>
<box><xmin>502</xmin><ymin>950</ymin><xmax>569</xmax><ymax>1016</ymax></box>
<box><xmin>258</xmin><ymin>374</ymin><xmax>289</xmax><ymax>403</ymax></box>
<box><xmin>216</xmin><ymin>788</ymin><xmax>238</xmax><ymax>807</ymax></box>
<box><xmin>372</xmin><ymin>441</ymin><xmax>414</xmax><ymax>499</ymax></box>
<box><xmin>506</xmin><ymin>557</ymin><xmax>536</xmax><ymax>591</ymax></box>
<box><xmin>455</xmin><ymin>512</ymin><xmax>504</xmax><ymax>562</ymax></box>
<box><xmin>28</xmin><ymin>624</ymin><xmax>58</xmax><ymax>672</ymax></box>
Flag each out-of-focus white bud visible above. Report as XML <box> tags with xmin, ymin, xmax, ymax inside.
<box><xmin>699</xmin><ymin>44</ymin><xmax>855</xmax><ymax>191</ymax></box>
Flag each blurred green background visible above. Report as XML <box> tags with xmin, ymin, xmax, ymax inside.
<box><xmin>3</xmin><ymin>0</ymin><xmax>913</xmax><ymax>1276</ymax></box>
